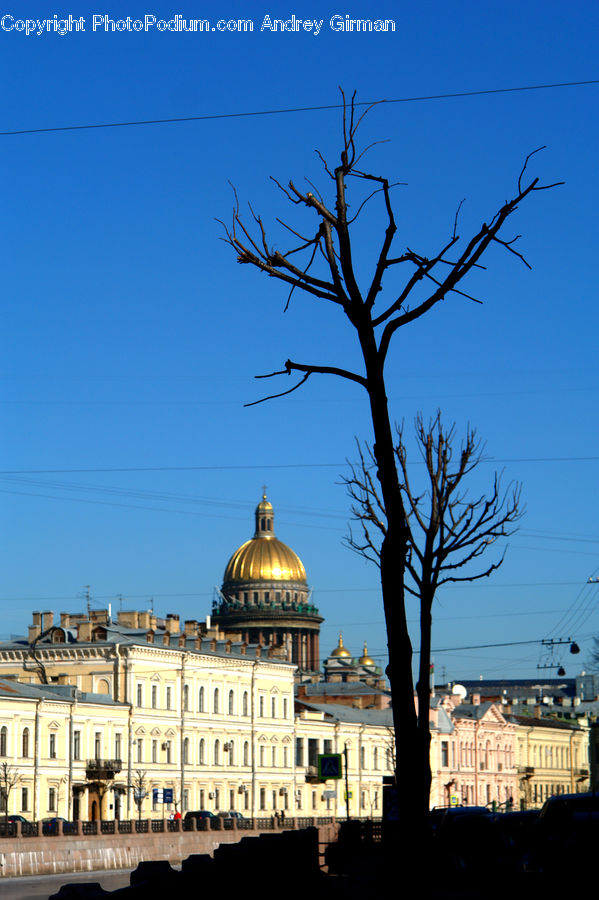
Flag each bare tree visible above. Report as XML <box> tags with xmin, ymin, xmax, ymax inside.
<box><xmin>220</xmin><ymin>91</ymin><xmax>559</xmax><ymax>831</ymax></box>
<box><xmin>343</xmin><ymin>413</ymin><xmax>522</xmax><ymax>801</ymax></box>
<box><xmin>0</xmin><ymin>762</ymin><xmax>19</xmax><ymax>827</ymax></box>
<box><xmin>131</xmin><ymin>769</ymin><xmax>148</xmax><ymax>822</ymax></box>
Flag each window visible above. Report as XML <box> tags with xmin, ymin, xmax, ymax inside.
<box><xmin>373</xmin><ymin>747</ymin><xmax>379</xmax><ymax>770</ymax></box>
<box><xmin>295</xmin><ymin>738</ymin><xmax>304</xmax><ymax>767</ymax></box>
<box><xmin>214</xmin><ymin>740</ymin><xmax>220</xmax><ymax>765</ymax></box>
<box><xmin>283</xmin><ymin>746</ymin><xmax>288</xmax><ymax>767</ymax></box>
<box><xmin>21</xmin><ymin>787</ymin><xmax>28</xmax><ymax>811</ymax></box>
<box><xmin>151</xmin><ymin>685</ymin><xmax>158</xmax><ymax>708</ymax></box>
<box><xmin>94</xmin><ymin>732</ymin><xmax>101</xmax><ymax>760</ymax></box>
<box><xmin>165</xmin><ymin>742</ymin><xmax>172</xmax><ymax>764</ymax></box>
<box><xmin>0</xmin><ymin>726</ymin><xmax>7</xmax><ymax>757</ymax></box>
<box><xmin>271</xmin><ymin>746</ymin><xmax>276</xmax><ymax>767</ymax></box>
<box><xmin>243</xmin><ymin>741</ymin><xmax>249</xmax><ymax>766</ymax></box>
<box><xmin>228</xmin><ymin>740</ymin><xmax>234</xmax><ymax>765</ymax></box>
<box><xmin>441</xmin><ymin>741</ymin><xmax>449</xmax><ymax>768</ymax></box>
<box><xmin>48</xmin><ymin>788</ymin><xmax>56</xmax><ymax>812</ymax></box>
<box><xmin>360</xmin><ymin>746</ymin><xmax>366</xmax><ymax>770</ymax></box>
<box><xmin>242</xmin><ymin>692</ymin><xmax>248</xmax><ymax>716</ymax></box>
<box><xmin>259</xmin><ymin>696</ymin><xmax>264</xmax><ymax>717</ymax></box>
<box><xmin>183</xmin><ymin>738</ymin><xmax>189</xmax><ymax>764</ymax></box>
<box><xmin>214</xmin><ymin>788</ymin><xmax>220</xmax><ymax>810</ymax></box>
<box><xmin>136</xmin><ymin>684</ymin><xmax>143</xmax><ymax>707</ymax></box>
<box><xmin>22</xmin><ymin>728</ymin><xmax>30</xmax><ymax>758</ymax></box>
<box><xmin>228</xmin><ymin>690</ymin><xmax>234</xmax><ymax>715</ymax></box>
<box><xmin>324</xmin><ymin>739</ymin><xmax>333</xmax><ymax>754</ymax></box>
<box><xmin>260</xmin><ymin>746</ymin><xmax>265</xmax><ymax>767</ymax></box>
<box><xmin>183</xmin><ymin>684</ymin><xmax>190</xmax><ymax>711</ymax></box>
<box><xmin>199</xmin><ymin>739</ymin><xmax>205</xmax><ymax>764</ymax></box>
<box><xmin>49</xmin><ymin>733</ymin><xmax>57</xmax><ymax>759</ymax></box>
<box><xmin>115</xmin><ymin>733</ymin><xmax>122</xmax><ymax>761</ymax></box>
<box><xmin>230</xmin><ymin>789</ymin><xmax>235</xmax><ymax>810</ymax></box>
<box><xmin>152</xmin><ymin>740</ymin><xmax>157</xmax><ymax>763</ymax></box>
<box><xmin>166</xmin><ymin>687</ymin><xmax>172</xmax><ymax>710</ymax></box>
<box><xmin>136</xmin><ymin>739</ymin><xmax>143</xmax><ymax>763</ymax></box>
<box><xmin>214</xmin><ymin>689</ymin><xmax>219</xmax><ymax>714</ymax></box>
<box><xmin>308</xmin><ymin>739</ymin><xmax>318</xmax><ymax>767</ymax></box>
<box><xmin>260</xmin><ymin>788</ymin><xmax>266</xmax><ymax>810</ymax></box>
<box><xmin>73</xmin><ymin>731</ymin><xmax>81</xmax><ymax>761</ymax></box>
<box><xmin>199</xmin><ymin>687</ymin><xmax>205</xmax><ymax>712</ymax></box>
<box><xmin>199</xmin><ymin>789</ymin><xmax>205</xmax><ymax>808</ymax></box>
<box><xmin>271</xmin><ymin>697</ymin><xmax>276</xmax><ymax>718</ymax></box>
<box><xmin>283</xmin><ymin>698</ymin><xmax>288</xmax><ymax>719</ymax></box>
<box><xmin>183</xmin><ymin>790</ymin><xmax>189</xmax><ymax>812</ymax></box>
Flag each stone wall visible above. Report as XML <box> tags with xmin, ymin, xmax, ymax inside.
<box><xmin>0</xmin><ymin>820</ymin><xmax>339</xmax><ymax>879</ymax></box>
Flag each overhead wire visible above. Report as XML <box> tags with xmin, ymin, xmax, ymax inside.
<box><xmin>2</xmin><ymin>79</ymin><xmax>598</xmax><ymax>137</ymax></box>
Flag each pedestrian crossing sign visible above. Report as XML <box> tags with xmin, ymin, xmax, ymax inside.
<box><xmin>318</xmin><ymin>753</ymin><xmax>343</xmax><ymax>780</ymax></box>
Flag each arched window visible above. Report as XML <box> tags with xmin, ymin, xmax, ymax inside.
<box><xmin>214</xmin><ymin>740</ymin><xmax>220</xmax><ymax>765</ymax></box>
<box><xmin>198</xmin><ymin>687</ymin><xmax>205</xmax><ymax>712</ymax></box>
<box><xmin>242</xmin><ymin>692</ymin><xmax>248</xmax><ymax>716</ymax></box>
<box><xmin>271</xmin><ymin>696</ymin><xmax>276</xmax><ymax>718</ymax></box>
<box><xmin>183</xmin><ymin>738</ymin><xmax>189</xmax><ymax>764</ymax></box>
<box><xmin>243</xmin><ymin>741</ymin><xmax>249</xmax><ymax>766</ymax></box>
<box><xmin>0</xmin><ymin>726</ymin><xmax>7</xmax><ymax>757</ymax></box>
<box><xmin>228</xmin><ymin>740</ymin><xmax>234</xmax><ymax>765</ymax></box>
<box><xmin>214</xmin><ymin>689</ymin><xmax>219</xmax><ymax>714</ymax></box>
<box><xmin>22</xmin><ymin>727</ymin><xmax>30</xmax><ymax>758</ymax></box>
<box><xmin>360</xmin><ymin>746</ymin><xmax>366</xmax><ymax>769</ymax></box>
<box><xmin>199</xmin><ymin>739</ymin><xmax>205</xmax><ymax>765</ymax></box>
<box><xmin>228</xmin><ymin>690</ymin><xmax>234</xmax><ymax>715</ymax></box>
<box><xmin>373</xmin><ymin>747</ymin><xmax>378</xmax><ymax>770</ymax></box>
<box><xmin>183</xmin><ymin>684</ymin><xmax>190</xmax><ymax>712</ymax></box>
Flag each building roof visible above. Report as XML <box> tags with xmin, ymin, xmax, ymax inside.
<box><xmin>295</xmin><ymin>699</ymin><xmax>394</xmax><ymax>726</ymax></box>
<box><xmin>298</xmin><ymin>682</ymin><xmax>389</xmax><ymax>698</ymax></box>
<box><xmin>0</xmin><ymin>678</ymin><xmax>126</xmax><ymax>706</ymax></box>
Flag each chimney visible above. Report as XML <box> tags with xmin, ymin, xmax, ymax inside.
<box><xmin>28</xmin><ymin>624</ymin><xmax>41</xmax><ymax>643</ymax></box>
<box><xmin>32</xmin><ymin>612</ymin><xmax>42</xmax><ymax>628</ymax></box>
<box><xmin>184</xmin><ymin>620</ymin><xmax>199</xmax><ymax>638</ymax></box>
<box><xmin>60</xmin><ymin>612</ymin><xmax>71</xmax><ymax>628</ymax></box>
<box><xmin>42</xmin><ymin>611</ymin><xmax>54</xmax><ymax>633</ymax></box>
<box><xmin>138</xmin><ymin>612</ymin><xmax>151</xmax><ymax>630</ymax></box>
<box><xmin>210</xmin><ymin>638</ymin><xmax>217</xmax><ymax>652</ymax></box>
<box><xmin>225</xmin><ymin>640</ymin><xmax>232</xmax><ymax>654</ymax></box>
<box><xmin>165</xmin><ymin>614</ymin><xmax>180</xmax><ymax>634</ymax></box>
<box><xmin>471</xmin><ymin>693</ymin><xmax>481</xmax><ymax>706</ymax></box>
<box><xmin>77</xmin><ymin>622</ymin><xmax>92</xmax><ymax>642</ymax></box>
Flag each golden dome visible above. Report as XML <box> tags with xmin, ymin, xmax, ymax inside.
<box><xmin>330</xmin><ymin>633</ymin><xmax>352</xmax><ymax>658</ymax></box>
<box><xmin>359</xmin><ymin>642</ymin><xmax>375</xmax><ymax>666</ymax></box>
<box><xmin>222</xmin><ymin>493</ymin><xmax>307</xmax><ymax>586</ymax></box>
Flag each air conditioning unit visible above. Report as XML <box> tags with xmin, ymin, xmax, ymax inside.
<box><xmin>238</xmin><ymin>785</ymin><xmax>247</xmax><ymax>794</ymax></box>
<box><xmin>208</xmin><ymin>792</ymin><xmax>215</xmax><ymax>799</ymax></box>
<box><xmin>279</xmin><ymin>787</ymin><xmax>288</xmax><ymax>796</ymax></box>
<box><xmin>161</xmin><ymin>743</ymin><xmax>168</xmax><ymax>750</ymax></box>
<box><xmin>223</xmin><ymin>742</ymin><xmax>232</xmax><ymax>751</ymax></box>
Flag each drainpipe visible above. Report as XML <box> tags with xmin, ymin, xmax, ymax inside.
<box><xmin>180</xmin><ymin>653</ymin><xmax>186</xmax><ymax>813</ymax></box>
<box><xmin>68</xmin><ymin>698</ymin><xmax>74</xmax><ymax>819</ymax></box>
<box><xmin>33</xmin><ymin>699</ymin><xmax>41</xmax><ymax>821</ymax></box>
<box><xmin>251</xmin><ymin>660</ymin><xmax>257</xmax><ymax>817</ymax></box>
<box><xmin>127</xmin><ymin>705</ymin><xmax>133</xmax><ymax>817</ymax></box>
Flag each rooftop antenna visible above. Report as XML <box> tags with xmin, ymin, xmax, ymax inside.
<box><xmin>84</xmin><ymin>585</ymin><xmax>91</xmax><ymax>619</ymax></box>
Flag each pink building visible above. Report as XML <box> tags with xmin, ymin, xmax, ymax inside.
<box><xmin>430</xmin><ymin>693</ymin><xmax>518</xmax><ymax>809</ymax></box>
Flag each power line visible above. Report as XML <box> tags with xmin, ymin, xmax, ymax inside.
<box><xmin>1</xmin><ymin>455</ymin><xmax>598</xmax><ymax>474</ymax></box>
<box><xmin>2</xmin><ymin>79</ymin><xmax>598</xmax><ymax>137</ymax></box>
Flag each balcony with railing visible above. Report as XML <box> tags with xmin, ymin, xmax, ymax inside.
<box><xmin>85</xmin><ymin>759</ymin><xmax>122</xmax><ymax>780</ymax></box>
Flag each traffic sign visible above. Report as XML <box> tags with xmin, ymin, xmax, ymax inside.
<box><xmin>318</xmin><ymin>753</ymin><xmax>343</xmax><ymax>780</ymax></box>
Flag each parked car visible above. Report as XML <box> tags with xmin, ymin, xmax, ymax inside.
<box><xmin>183</xmin><ymin>810</ymin><xmax>218</xmax><ymax>830</ymax></box>
<box><xmin>41</xmin><ymin>817</ymin><xmax>68</xmax><ymax>835</ymax></box>
<box><xmin>217</xmin><ymin>810</ymin><xmax>244</xmax><ymax>819</ymax></box>
<box><xmin>0</xmin><ymin>815</ymin><xmax>30</xmax><ymax>836</ymax></box>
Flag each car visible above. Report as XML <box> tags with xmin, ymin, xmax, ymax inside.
<box><xmin>0</xmin><ymin>815</ymin><xmax>30</xmax><ymax>836</ymax></box>
<box><xmin>183</xmin><ymin>810</ymin><xmax>219</xmax><ymax>830</ymax></box>
<box><xmin>41</xmin><ymin>816</ymin><xmax>68</xmax><ymax>835</ymax></box>
<box><xmin>217</xmin><ymin>810</ymin><xmax>244</xmax><ymax>819</ymax></box>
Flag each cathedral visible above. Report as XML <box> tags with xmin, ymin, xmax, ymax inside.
<box><xmin>212</xmin><ymin>493</ymin><xmax>323</xmax><ymax>673</ymax></box>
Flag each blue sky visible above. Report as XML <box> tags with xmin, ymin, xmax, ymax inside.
<box><xmin>1</xmin><ymin>1</ymin><xmax>598</xmax><ymax>683</ymax></box>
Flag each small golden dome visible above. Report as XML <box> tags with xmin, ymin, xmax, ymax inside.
<box><xmin>359</xmin><ymin>642</ymin><xmax>375</xmax><ymax>666</ymax></box>
<box><xmin>222</xmin><ymin>493</ymin><xmax>307</xmax><ymax>585</ymax></box>
<box><xmin>330</xmin><ymin>633</ymin><xmax>352</xmax><ymax>658</ymax></box>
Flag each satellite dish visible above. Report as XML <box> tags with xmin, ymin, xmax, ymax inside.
<box><xmin>452</xmin><ymin>684</ymin><xmax>467</xmax><ymax>699</ymax></box>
